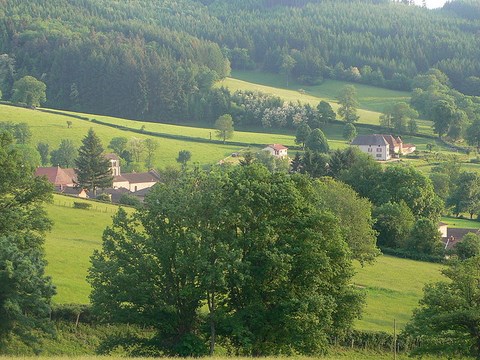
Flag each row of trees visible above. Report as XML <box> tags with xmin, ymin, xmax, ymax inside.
<box><xmin>288</xmin><ymin>147</ymin><xmax>444</xmax><ymax>256</ymax></box>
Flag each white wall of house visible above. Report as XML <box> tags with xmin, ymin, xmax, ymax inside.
<box><xmin>113</xmin><ymin>180</ymin><xmax>130</xmax><ymax>190</ymax></box>
<box><xmin>357</xmin><ymin>144</ymin><xmax>389</xmax><ymax>161</ymax></box>
<box><xmin>263</xmin><ymin>147</ymin><xmax>288</xmax><ymax>158</ymax></box>
<box><xmin>439</xmin><ymin>225</ymin><xmax>448</xmax><ymax>238</ymax></box>
<box><xmin>129</xmin><ymin>181</ymin><xmax>157</xmax><ymax>192</ymax></box>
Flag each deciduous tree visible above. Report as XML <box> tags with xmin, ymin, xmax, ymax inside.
<box><xmin>295</xmin><ymin>122</ymin><xmax>311</xmax><ymax>148</ymax></box>
<box><xmin>12</xmin><ymin>76</ymin><xmax>46</xmax><ymax>107</ymax></box>
<box><xmin>406</xmin><ymin>256</ymin><xmax>480</xmax><ymax>358</ymax></box>
<box><xmin>0</xmin><ymin>132</ymin><xmax>55</xmax><ymax>348</ymax></box>
<box><xmin>215</xmin><ymin>114</ymin><xmax>234</xmax><ymax>143</ymax></box>
<box><xmin>305</xmin><ymin>128</ymin><xmax>329</xmax><ymax>153</ymax></box>
<box><xmin>337</xmin><ymin>85</ymin><xmax>359</xmax><ymax>123</ymax></box>
<box><xmin>50</xmin><ymin>139</ymin><xmax>76</xmax><ymax>168</ymax></box>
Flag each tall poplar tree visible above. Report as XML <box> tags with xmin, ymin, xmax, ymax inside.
<box><xmin>75</xmin><ymin>129</ymin><xmax>112</xmax><ymax>196</ymax></box>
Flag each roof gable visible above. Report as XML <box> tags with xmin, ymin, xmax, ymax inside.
<box><xmin>351</xmin><ymin>134</ymin><xmax>388</xmax><ymax>146</ymax></box>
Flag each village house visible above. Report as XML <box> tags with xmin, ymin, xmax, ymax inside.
<box><xmin>350</xmin><ymin>134</ymin><xmax>416</xmax><ymax>161</ymax></box>
<box><xmin>35</xmin><ymin>153</ymin><xmax>161</xmax><ymax>201</ymax></box>
<box><xmin>263</xmin><ymin>144</ymin><xmax>288</xmax><ymax>158</ymax></box>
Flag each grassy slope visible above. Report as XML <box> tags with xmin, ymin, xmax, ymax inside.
<box><xmin>44</xmin><ymin>195</ymin><xmax>122</xmax><ymax>303</ymax></box>
<box><xmin>219</xmin><ymin>70</ymin><xmax>435</xmax><ymax>135</ymax></box>
<box><xmin>354</xmin><ymin>256</ymin><xmax>444</xmax><ymax>332</ymax></box>
<box><xmin>44</xmin><ymin>197</ymin><xmax>444</xmax><ymax>333</ymax></box>
<box><xmin>0</xmin><ymin>105</ymin><xmax>241</xmax><ymax>169</ymax></box>
<box><xmin>441</xmin><ymin>216</ymin><xmax>480</xmax><ymax>229</ymax></box>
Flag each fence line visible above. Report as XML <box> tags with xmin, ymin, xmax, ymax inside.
<box><xmin>53</xmin><ymin>200</ymin><xmax>118</xmax><ymax>214</ymax></box>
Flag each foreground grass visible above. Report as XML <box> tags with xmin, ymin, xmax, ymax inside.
<box><xmin>353</xmin><ymin>256</ymin><xmax>444</xmax><ymax>332</ymax></box>
<box><xmin>44</xmin><ymin>195</ymin><xmax>123</xmax><ymax>303</ymax></box>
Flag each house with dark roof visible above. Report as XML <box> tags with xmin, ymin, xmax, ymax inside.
<box><xmin>263</xmin><ymin>144</ymin><xmax>288</xmax><ymax>158</ymax></box>
<box><xmin>351</xmin><ymin>134</ymin><xmax>416</xmax><ymax>161</ymax></box>
<box><xmin>351</xmin><ymin>134</ymin><xmax>390</xmax><ymax>161</ymax></box>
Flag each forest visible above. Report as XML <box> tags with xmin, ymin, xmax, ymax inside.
<box><xmin>0</xmin><ymin>0</ymin><xmax>479</xmax><ymax>124</ymax></box>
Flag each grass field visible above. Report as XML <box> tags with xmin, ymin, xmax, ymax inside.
<box><xmin>441</xmin><ymin>216</ymin><xmax>480</xmax><ymax>229</ymax></box>
<box><xmin>220</xmin><ymin>71</ymin><xmax>435</xmax><ymax>135</ymax></box>
<box><xmin>0</xmin><ymin>105</ymin><xmax>241</xmax><ymax>169</ymax></box>
<box><xmin>44</xmin><ymin>195</ymin><xmax>124</xmax><ymax>303</ymax></box>
<box><xmin>43</xmin><ymin>196</ymin><xmax>445</xmax><ymax>333</ymax></box>
<box><xmin>353</xmin><ymin>256</ymin><xmax>444</xmax><ymax>332</ymax></box>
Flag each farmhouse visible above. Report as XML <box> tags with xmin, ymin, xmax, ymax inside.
<box><xmin>35</xmin><ymin>153</ymin><xmax>161</xmax><ymax>200</ymax></box>
<box><xmin>350</xmin><ymin>134</ymin><xmax>416</xmax><ymax>161</ymax></box>
<box><xmin>35</xmin><ymin>166</ymin><xmax>76</xmax><ymax>189</ymax></box>
<box><xmin>263</xmin><ymin>144</ymin><xmax>288</xmax><ymax>158</ymax></box>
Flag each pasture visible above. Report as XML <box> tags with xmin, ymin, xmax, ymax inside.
<box><xmin>0</xmin><ymin>105</ymin><xmax>241</xmax><ymax>169</ymax></box>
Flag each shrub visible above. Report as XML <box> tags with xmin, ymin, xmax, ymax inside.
<box><xmin>73</xmin><ymin>202</ymin><xmax>92</xmax><ymax>210</ymax></box>
<box><xmin>96</xmin><ymin>193</ymin><xmax>112</xmax><ymax>202</ymax></box>
<box><xmin>119</xmin><ymin>194</ymin><xmax>142</xmax><ymax>207</ymax></box>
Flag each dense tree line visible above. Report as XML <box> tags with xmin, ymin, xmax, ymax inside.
<box><xmin>0</xmin><ymin>0</ymin><xmax>479</xmax><ymax>123</ymax></box>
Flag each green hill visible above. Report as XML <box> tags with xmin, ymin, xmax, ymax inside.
<box><xmin>44</xmin><ymin>195</ymin><xmax>444</xmax><ymax>333</ymax></box>
<box><xmin>220</xmin><ymin>70</ymin><xmax>434</xmax><ymax>135</ymax></box>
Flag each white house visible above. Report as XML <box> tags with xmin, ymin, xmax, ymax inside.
<box><xmin>263</xmin><ymin>144</ymin><xmax>288</xmax><ymax>158</ymax></box>
<box><xmin>351</xmin><ymin>134</ymin><xmax>390</xmax><ymax>161</ymax></box>
<box><xmin>350</xmin><ymin>134</ymin><xmax>416</xmax><ymax>161</ymax></box>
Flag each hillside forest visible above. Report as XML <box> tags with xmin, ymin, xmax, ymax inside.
<box><xmin>1</xmin><ymin>0</ymin><xmax>480</xmax><ymax>125</ymax></box>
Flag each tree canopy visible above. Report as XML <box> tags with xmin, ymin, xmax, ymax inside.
<box><xmin>88</xmin><ymin>164</ymin><xmax>365</xmax><ymax>356</ymax></box>
<box><xmin>406</xmin><ymin>256</ymin><xmax>480</xmax><ymax>358</ymax></box>
<box><xmin>0</xmin><ymin>131</ymin><xmax>55</xmax><ymax>348</ymax></box>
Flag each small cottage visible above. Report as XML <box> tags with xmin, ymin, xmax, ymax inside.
<box><xmin>263</xmin><ymin>144</ymin><xmax>288</xmax><ymax>158</ymax></box>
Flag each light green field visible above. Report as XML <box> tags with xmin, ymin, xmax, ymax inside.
<box><xmin>354</xmin><ymin>256</ymin><xmax>444</xmax><ymax>332</ymax></box>
<box><xmin>441</xmin><ymin>216</ymin><xmax>480</xmax><ymax>229</ymax></box>
<box><xmin>0</xmin><ymin>105</ymin><xmax>241</xmax><ymax>169</ymax></box>
<box><xmin>43</xmin><ymin>196</ymin><xmax>445</xmax><ymax>333</ymax></box>
<box><xmin>220</xmin><ymin>71</ymin><xmax>435</xmax><ymax>135</ymax></box>
<box><xmin>44</xmin><ymin>195</ymin><xmax>123</xmax><ymax>304</ymax></box>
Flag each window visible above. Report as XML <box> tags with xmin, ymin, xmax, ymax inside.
<box><xmin>377</xmin><ymin>148</ymin><xmax>382</xmax><ymax>152</ymax></box>
<box><xmin>376</xmin><ymin>154</ymin><xmax>382</xmax><ymax>158</ymax></box>
<box><xmin>368</xmin><ymin>148</ymin><xmax>372</xmax><ymax>152</ymax></box>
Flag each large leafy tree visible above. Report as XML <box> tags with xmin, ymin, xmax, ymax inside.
<box><xmin>12</xmin><ymin>76</ymin><xmax>47</xmax><ymax>107</ymax></box>
<box><xmin>0</xmin><ymin>132</ymin><xmax>55</xmax><ymax>348</ymax></box>
<box><xmin>75</xmin><ymin>129</ymin><xmax>112</xmax><ymax>196</ymax></box>
<box><xmin>214</xmin><ymin>114</ymin><xmax>234</xmax><ymax>143</ymax></box>
<box><xmin>406</xmin><ymin>256</ymin><xmax>480</xmax><ymax>358</ymax></box>
<box><xmin>295</xmin><ymin>122</ymin><xmax>311</xmax><ymax>148</ymax></box>
<box><xmin>337</xmin><ymin>85</ymin><xmax>359</xmax><ymax>123</ymax></box>
<box><xmin>50</xmin><ymin>139</ymin><xmax>77</xmax><ymax>168</ymax></box>
<box><xmin>315</xmin><ymin>101</ymin><xmax>336</xmax><ymax>125</ymax></box>
<box><xmin>88</xmin><ymin>164</ymin><xmax>364</xmax><ymax>356</ymax></box>
<box><xmin>305</xmin><ymin>128</ymin><xmax>329</xmax><ymax>153</ymax></box>
<box><xmin>447</xmin><ymin>171</ymin><xmax>480</xmax><ymax>218</ymax></box>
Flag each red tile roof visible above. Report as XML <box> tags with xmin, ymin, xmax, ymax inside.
<box><xmin>35</xmin><ymin>167</ymin><xmax>75</xmax><ymax>186</ymax></box>
<box><xmin>267</xmin><ymin>144</ymin><xmax>288</xmax><ymax>151</ymax></box>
